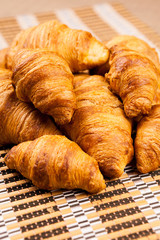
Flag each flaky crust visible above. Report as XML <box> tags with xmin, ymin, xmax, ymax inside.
<box><xmin>4</xmin><ymin>135</ymin><xmax>106</xmax><ymax>193</ymax></box>
<box><xmin>12</xmin><ymin>48</ymin><xmax>76</xmax><ymax>125</ymax></box>
<box><xmin>0</xmin><ymin>68</ymin><xmax>61</xmax><ymax>146</ymax></box>
<box><xmin>62</xmin><ymin>74</ymin><xmax>133</xmax><ymax>178</ymax></box>
<box><xmin>105</xmin><ymin>35</ymin><xmax>160</xmax><ymax>118</ymax></box>
<box><xmin>90</xmin><ymin>35</ymin><xmax>160</xmax><ymax>76</ymax></box>
<box><xmin>106</xmin><ymin>35</ymin><xmax>160</xmax><ymax>68</ymax></box>
<box><xmin>7</xmin><ymin>20</ymin><xmax>109</xmax><ymax>72</ymax></box>
<box><xmin>0</xmin><ymin>48</ymin><xmax>8</xmax><ymax>68</ymax></box>
<box><xmin>135</xmin><ymin>105</ymin><xmax>160</xmax><ymax>173</ymax></box>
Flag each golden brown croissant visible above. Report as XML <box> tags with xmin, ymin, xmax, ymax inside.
<box><xmin>0</xmin><ymin>48</ymin><xmax>8</xmax><ymax>68</ymax></box>
<box><xmin>91</xmin><ymin>35</ymin><xmax>160</xmax><ymax>76</ymax></box>
<box><xmin>107</xmin><ymin>35</ymin><xmax>160</xmax><ymax>68</ymax></box>
<box><xmin>105</xmin><ymin>35</ymin><xmax>160</xmax><ymax>118</ymax></box>
<box><xmin>12</xmin><ymin>48</ymin><xmax>76</xmax><ymax>125</ymax></box>
<box><xmin>0</xmin><ymin>68</ymin><xmax>61</xmax><ymax>146</ymax></box>
<box><xmin>4</xmin><ymin>135</ymin><xmax>106</xmax><ymax>193</ymax></box>
<box><xmin>62</xmin><ymin>74</ymin><xmax>134</xmax><ymax>178</ymax></box>
<box><xmin>7</xmin><ymin>20</ymin><xmax>109</xmax><ymax>72</ymax></box>
<box><xmin>135</xmin><ymin>104</ymin><xmax>160</xmax><ymax>173</ymax></box>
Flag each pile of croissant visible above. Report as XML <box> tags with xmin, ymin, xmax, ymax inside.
<box><xmin>1</xmin><ymin>20</ymin><xmax>160</xmax><ymax>194</ymax></box>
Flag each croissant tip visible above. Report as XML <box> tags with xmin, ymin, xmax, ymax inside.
<box><xmin>102</xmin><ymin>165</ymin><xmax>124</xmax><ymax>179</ymax></box>
<box><xmin>84</xmin><ymin>39</ymin><xmax>109</xmax><ymax>67</ymax></box>
<box><xmin>136</xmin><ymin>162</ymin><xmax>154</xmax><ymax>174</ymax></box>
<box><xmin>88</xmin><ymin>179</ymin><xmax>106</xmax><ymax>194</ymax></box>
<box><xmin>125</xmin><ymin>97</ymin><xmax>152</xmax><ymax>118</ymax></box>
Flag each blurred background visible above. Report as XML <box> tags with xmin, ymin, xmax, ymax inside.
<box><xmin>0</xmin><ymin>0</ymin><xmax>160</xmax><ymax>35</ymax></box>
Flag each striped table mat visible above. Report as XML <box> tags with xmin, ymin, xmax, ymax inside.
<box><xmin>1</xmin><ymin>2</ymin><xmax>160</xmax><ymax>240</ymax></box>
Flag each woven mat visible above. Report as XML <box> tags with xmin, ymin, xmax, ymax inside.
<box><xmin>1</xmin><ymin>2</ymin><xmax>160</xmax><ymax>240</ymax></box>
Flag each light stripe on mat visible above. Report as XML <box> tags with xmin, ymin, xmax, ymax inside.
<box><xmin>74</xmin><ymin>7</ymin><xmax>117</xmax><ymax>41</ymax></box>
<box><xmin>112</xmin><ymin>2</ymin><xmax>160</xmax><ymax>49</ymax></box>
<box><xmin>16</xmin><ymin>14</ymin><xmax>39</xmax><ymax>29</ymax></box>
<box><xmin>93</xmin><ymin>3</ymin><xmax>160</xmax><ymax>57</ymax></box>
<box><xmin>55</xmin><ymin>8</ymin><xmax>98</xmax><ymax>38</ymax></box>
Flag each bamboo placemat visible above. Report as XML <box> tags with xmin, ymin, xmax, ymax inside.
<box><xmin>0</xmin><ymin>2</ymin><xmax>160</xmax><ymax>240</ymax></box>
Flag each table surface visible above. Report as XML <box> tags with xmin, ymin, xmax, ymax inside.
<box><xmin>0</xmin><ymin>1</ymin><xmax>160</xmax><ymax>240</ymax></box>
<box><xmin>0</xmin><ymin>0</ymin><xmax>160</xmax><ymax>35</ymax></box>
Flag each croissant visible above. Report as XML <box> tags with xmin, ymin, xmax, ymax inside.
<box><xmin>62</xmin><ymin>74</ymin><xmax>134</xmax><ymax>178</ymax></box>
<box><xmin>107</xmin><ymin>35</ymin><xmax>160</xmax><ymax>68</ymax></box>
<box><xmin>0</xmin><ymin>68</ymin><xmax>61</xmax><ymax>146</ymax></box>
<box><xmin>12</xmin><ymin>48</ymin><xmax>76</xmax><ymax>125</ymax></box>
<box><xmin>105</xmin><ymin>35</ymin><xmax>160</xmax><ymax>118</ymax></box>
<box><xmin>4</xmin><ymin>135</ymin><xmax>106</xmax><ymax>193</ymax></box>
<box><xmin>6</xmin><ymin>20</ymin><xmax>109</xmax><ymax>72</ymax></box>
<box><xmin>135</xmin><ymin>104</ymin><xmax>160</xmax><ymax>173</ymax></box>
<box><xmin>0</xmin><ymin>48</ymin><xmax>8</xmax><ymax>68</ymax></box>
<box><xmin>91</xmin><ymin>35</ymin><xmax>160</xmax><ymax>76</ymax></box>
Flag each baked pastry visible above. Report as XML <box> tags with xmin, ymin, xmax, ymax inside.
<box><xmin>91</xmin><ymin>35</ymin><xmax>160</xmax><ymax>76</ymax></box>
<box><xmin>4</xmin><ymin>135</ymin><xmax>106</xmax><ymax>193</ymax></box>
<box><xmin>62</xmin><ymin>74</ymin><xmax>134</xmax><ymax>178</ymax></box>
<box><xmin>135</xmin><ymin>104</ymin><xmax>160</xmax><ymax>173</ymax></box>
<box><xmin>7</xmin><ymin>20</ymin><xmax>109</xmax><ymax>72</ymax></box>
<box><xmin>105</xmin><ymin>35</ymin><xmax>160</xmax><ymax>118</ymax></box>
<box><xmin>12</xmin><ymin>48</ymin><xmax>76</xmax><ymax>125</ymax></box>
<box><xmin>0</xmin><ymin>48</ymin><xmax>8</xmax><ymax>68</ymax></box>
<box><xmin>107</xmin><ymin>35</ymin><xmax>160</xmax><ymax>68</ymax></box>
<box><xmin>0</xmin><ymin>68</ymin><xmax>61</xmax><ymax>146</ymax></box>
